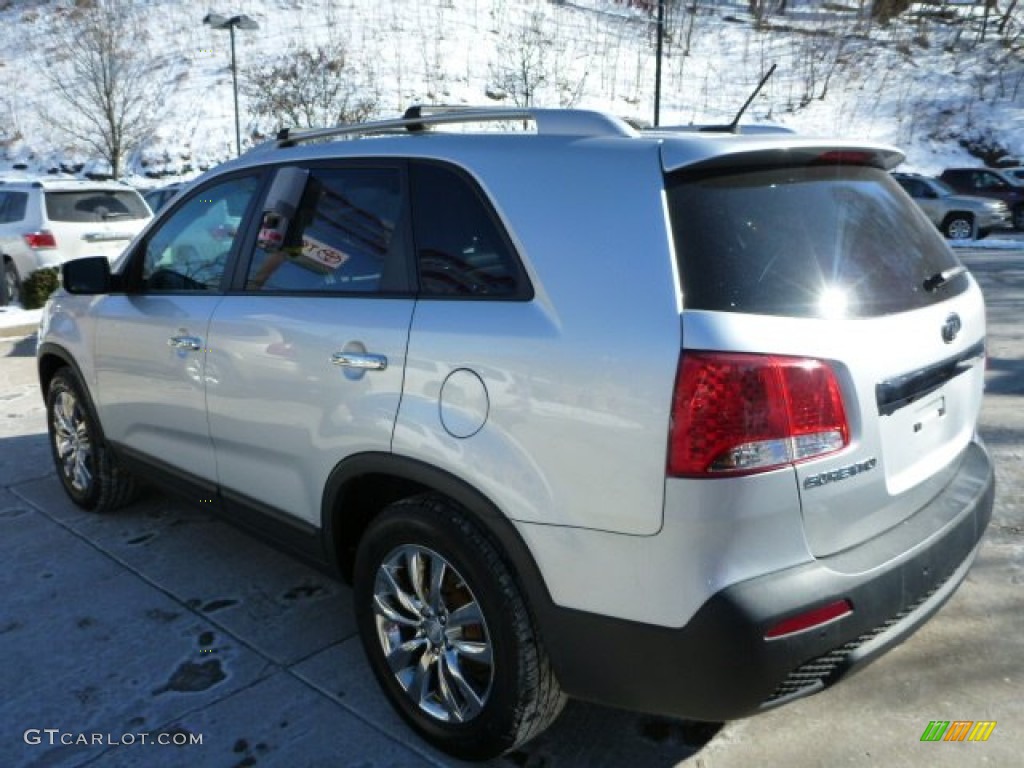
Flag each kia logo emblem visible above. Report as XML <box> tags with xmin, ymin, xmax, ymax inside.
<box><xmin>941</xmin><ymin>313</ymin><xmax>962</xmax><ymax>344</ymax></box>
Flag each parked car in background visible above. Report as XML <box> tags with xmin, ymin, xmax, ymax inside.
<box><xmin>892</xmin><ymin>172</ymin><xmax>1012</xmax><ymax>240</ymax></box>
<box><xmin>0</xmin><ymin>179</ymin><xmax>151</xmax><ymax>305</ymax></box>
<box><xmin>938</xmin><ymin>167</ymin><xmax>1024</xmax><ymax>229</ymax></box>
<box><xmin>142</xmin><ymin>182</ymin><xmax>184</xmax><ymax>213</ymax></box>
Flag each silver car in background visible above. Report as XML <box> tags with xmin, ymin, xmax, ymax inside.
<box><xmin>0</xmin><ymin>178</ymin><xmax>151</xmax><ymax>304</ymax></box>
<box><xmin>893</xmin><ymin>171</ymin><xmax>1012</xmax><ymax>240</ymax></box>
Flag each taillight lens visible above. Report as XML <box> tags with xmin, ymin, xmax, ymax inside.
<box><xmin>24</xmin><ymin>231</ymin><xmax>57</xmax><ymax>249</ymax></box>
<box><xmin>668</xmin><ymin>351</ymin><xmax>849</xmax><ymax>477</ymax></box>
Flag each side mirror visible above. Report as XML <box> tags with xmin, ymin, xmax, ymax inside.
<box><xmin>63</xmin><ymin>256</ymin><xmax>112</xmax><ymax>294</ymax></box>
<box><xmin>922</xmin><ymin>188</ymin><xmax>938</xmax><ymax>199</ymax></box>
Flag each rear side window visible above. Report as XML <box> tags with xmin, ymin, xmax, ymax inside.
<box><xmin>894</xmin><ymin>177</ymin><xmax>924</xmax><ymax>197</ymax></box>
<box><xmin>667</xmin><ymin>164</ymin><xmax>968</xmax><ymax>318</ymax></box>
<box><xmin>45</xmin><ymin>190</ymin><xmax>150</xmax><ymax>222</ymax></box>
<box><xmin>410</xmin><ymin>162</ymin><xmax>529</xmax><ymax>299</ymax></box>
<box><xmin>0</xmin><ymin>191</ymin><xmax>27</xmax><ymax>223</ymax></box>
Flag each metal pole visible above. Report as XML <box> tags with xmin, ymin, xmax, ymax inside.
<box><xmin>654</xmin><ymin>0</ymin><xmax>664</xmax><ymax>127</ymax></box>
<box><xmin>230</xmin><ymin>22</ymin><xmax>240</xmax><ymax>156</ymax></box>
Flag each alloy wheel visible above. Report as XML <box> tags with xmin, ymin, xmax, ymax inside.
<box><xmin>372</xmin><ymin>544</ymin><xmax>494</xmax><ymax>723</ymax></box>
<box><xmin>52</xmin><ymin>390</ymin><xmax>93</xmax><ymax>494</ymax></box>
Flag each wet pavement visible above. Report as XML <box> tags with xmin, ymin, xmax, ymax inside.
<box><xmin>2</xmin><ymin>246</ymin><xmax>1022</xmax><ymax>767</ymax></box>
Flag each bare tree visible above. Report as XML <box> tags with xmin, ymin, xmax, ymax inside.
<box><xmin>38</xmin><ymin>0</ymin><xmax>167</xmax><ymax>177</ymax></box>
<box><xmin>0</xmin><ymin>72</ymin><xmax>23</xmax><ymax>151</ymax></box>
<box><xmin>490</xmin><ymin>13</ymin><xmax>552</xmax><ymax>107</ymax></box>
<box><xmin>489</xmin><ymin>11</ymin><xmax>589</xmax><ymax>108</ymax></box>
<box><xmin>245</xmin><ymin>42</ymin><xmax>378</xmax><ymax>130</ymax></box>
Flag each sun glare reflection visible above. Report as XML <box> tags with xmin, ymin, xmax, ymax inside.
<box><xmin>818</xmin><ymin>285</ymin><xmax>849</xmax><ymax>319</ymax></box>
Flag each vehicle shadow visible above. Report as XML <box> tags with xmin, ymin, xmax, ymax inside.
<box><xmin>3</xmin><ymin>333</ymin><xmax>36</xmax><ymax>358</ymax></box>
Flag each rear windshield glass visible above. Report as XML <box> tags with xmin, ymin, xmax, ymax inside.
<box><xmin>45</xmin><ymin>190</ymin><xmax>150</xmax><ymax>222</ymax></box>
<box><xmin>666</xmin><ymin>164</ymin><xmax>968</xmax><ymax>318</ymax></box>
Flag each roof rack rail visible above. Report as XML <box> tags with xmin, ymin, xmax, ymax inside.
<box><xmin>268</xmin><ymin>105</ymin><xmax>636</xmax><ymax>149</ymax></box>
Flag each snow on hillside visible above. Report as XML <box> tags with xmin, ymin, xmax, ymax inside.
<box><xmin>1</xmin><ymin>0</ymin><xmax>1022</xmax><ymax>184</ymax></box>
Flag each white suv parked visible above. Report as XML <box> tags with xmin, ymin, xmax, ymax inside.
<box><xmin>37</xmin><ymin>107</ymin><xmax>995</xmax><ymax>760</ymax></box>
<box><xmin>0</xmin><ymin>179</ymin><xmax>151</xmax><ymax>305</ymax></box>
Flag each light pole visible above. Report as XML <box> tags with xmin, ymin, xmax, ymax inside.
<box><xmin>653</xmin><ymin>0</ymin><xmax>664</xmax><ymax>127</ymax></box>
<box><xmin>203</xmin><ymin>12</ymin><xmax>259</xmax><ymax>157</ymax></box>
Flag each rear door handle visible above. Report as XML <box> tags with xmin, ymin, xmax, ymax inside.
<box><xmin>168</xmin><ymin>335</ymin><xmax>203</xmax><ymax>351</ymax></box>
<box><xmin>330</xmin><ymin>352</ymin><xmax>387</xmax><ymax>371</ymax></box>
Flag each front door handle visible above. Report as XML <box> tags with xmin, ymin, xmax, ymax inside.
<box><xmin>168</xmin><ymin>335</ymin><xmax>203</xmax><ymax>351</ymax></box>
<box><xmin>330</xmin><ymin>351</ymin><xmax>388</xmax><ymax>371</ymax></box>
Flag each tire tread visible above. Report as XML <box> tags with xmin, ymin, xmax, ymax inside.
<box><xmin>48</xmin><ymin>368</ymin><xmax>139</xmax><ymax>513</ymax></box>
<box><xmin>358</xmin><ymin>493</ymin><xmax>566</xmax><ymax>759</ymax></box>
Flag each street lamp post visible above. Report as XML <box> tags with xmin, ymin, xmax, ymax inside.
<box><xmin>654</xmin><ymin>0</ymin><xmax>664</xmax><ymax>127</ymax></box>
<box><xmin>203</xmin><ymin>12</ymin><xmax>259</xmax><ymax>157</ymax></box>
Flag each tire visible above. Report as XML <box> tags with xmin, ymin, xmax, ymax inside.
<box><xmin>353</xmin><ymin>494</ymin><xmax>566</xmax><ymax>760</ymax></box>
<box><xmin>942</xmin><ymin>213</ymin><xmax>975</xmax><ymax>241</ymax></box>
<box><xmin>1014</xmin><ymin>205</ymin><xmax>1024</xmax><ymax>231</ymax></box>
<box><xmin>45</xmin><ymin>368</ymin><xmax>138</xmax><ymax>512</ymax></box>
<box><xmin>2</xmin><ymin>259</ymin><xmax>19</xmax><ymax>306</ymax></box>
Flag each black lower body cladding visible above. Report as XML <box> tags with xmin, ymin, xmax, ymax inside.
<box><xmin>535</xmin><ymin>439</ymin><xmax>994</xmax><ymax>721</ymax></box>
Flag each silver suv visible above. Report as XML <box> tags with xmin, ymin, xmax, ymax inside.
<box><xmin>0</xmin><ymin>179</ymin><xmax>151</xmax><ymax>305</ymax></box>
<box><xmin>893</xmin><ymin>171</ymin><xmax>1012</xmax><ymax>240</ymax></box>
<box><xmin>37</xmin><ymin>107</ymin><xmax>995</xmax><ymax>760</ymax></box>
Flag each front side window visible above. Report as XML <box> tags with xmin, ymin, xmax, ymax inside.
<box><xmin>972</xmin><ymin>171</ymin><xmax>1004</xmax><ymax>190</ymax></box>
<box><xmin>140</xmin><ymin>175</ymin><xmax>261</xmax><ymax>292</ymax></box>
<box><xmin>246</xmin><ymin>166</ymin><xmax>403</xmax><ymax>294</ymax></box>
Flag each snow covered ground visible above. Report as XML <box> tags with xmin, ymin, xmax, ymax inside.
<box><xmin>0</xmin><ymin>306</ymin><xmax>42</xmax><ymax>332</ymax></box>
<box><xmin>1</xmin><ymin>0</ymin><xmax>1022</xmax><ymax>327</ymax></box>
<box><xmin>1</xmin><ymin>0</ymin><xmax>1022</xmax><ymax>182</ymax></box>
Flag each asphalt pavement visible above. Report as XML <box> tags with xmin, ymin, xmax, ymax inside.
<box><xmin>2</xmin><ymin>244</ymin><xmax>1022</xmax><ymax>767</ymax></box>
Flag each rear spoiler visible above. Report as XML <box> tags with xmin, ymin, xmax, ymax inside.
<box><xmin>660</xmin><ymin>137</ymin><xmax>904</xmax><ymax>175</ymax></box>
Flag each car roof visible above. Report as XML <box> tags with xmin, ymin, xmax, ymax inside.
<box><xmin>0</xmin><ymin>178</ymin><xmax>140</xmax><ymax>192</ymax></box>
<box><xmin>208</xmin><ymin>106</ymin><xmax>904</xmax><ymax>178</ymax></box>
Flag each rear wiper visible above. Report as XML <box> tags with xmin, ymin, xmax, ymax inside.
<box><xmin>923</xmin><ymin>265</ymin><xmax>967</xmax><ymax>293</ymax></box>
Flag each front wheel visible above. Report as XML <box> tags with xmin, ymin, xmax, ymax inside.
<box><xmin>353</xmin><ymin>494</ymin><xmax>565</xmax><ymax>760</ymax></box>
<box><xmin>942</xmin><ymin>213</ymin><xmax>975</xmax><ymax>241</ymax></box>
<box><xmin>46</xmin><ymin>368</ymin><xmax>138</xmax><ymax>512</ymax></box>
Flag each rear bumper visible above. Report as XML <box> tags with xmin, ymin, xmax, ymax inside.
<box><xmin>539</xmin><ymin>439</ymin><xmax>994</xmax><ymax>721</ymax></box>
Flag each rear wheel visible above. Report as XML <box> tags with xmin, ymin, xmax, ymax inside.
<box><xmin>353</xmin><ymin>494</ymin><xmax>565</xmax><ymax>760</ymax></box>
<box><xmin>942</xmin><ymin>213</ymin><xmax>975</xmax><ymax>240</ymax></box>
<box><xmin>45</xmin><ymin>368</ymin><xmax>138</xmax><ymax>512</ymax></box>
<box><xmin>2</xmin><ymin>259</ymin><xmax>19</xmax><ymax>306</ymax></box>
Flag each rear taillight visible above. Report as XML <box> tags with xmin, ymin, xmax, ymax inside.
<box><xmin>24</xmin><ymin>231</ymin><xmax>57</xmax><ymax>249</ymax></box>
<box><xmin>668</xmin><ymin>351</ymin><xmax>849</xmax><ymax>477</ymax></box>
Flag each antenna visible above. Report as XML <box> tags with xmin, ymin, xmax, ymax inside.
<box><xmin>700</xmin><ymin>64</ymin><xmax>777</xmax><ymax>134</ymax></box>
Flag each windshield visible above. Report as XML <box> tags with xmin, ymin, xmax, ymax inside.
<box><xmin>666</xmin><ymin>164</ymin><xmax>968</xmax><ymax>318</ymax></box>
